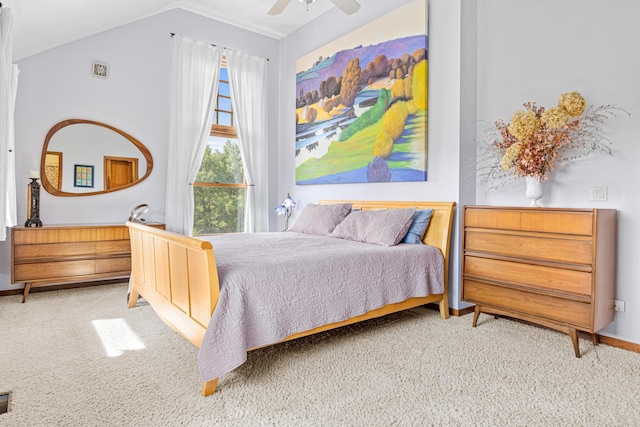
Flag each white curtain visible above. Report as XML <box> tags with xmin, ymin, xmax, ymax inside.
<box><xmin>165</xmin><ymin>35</ymin><xmax>222</xmax><ymax>235</ymax></box>
<box><xmin>225</xmin><ymin>50</ymin><xmax>269</xmax><ymax>233</ymax></box>
<box><xmin>0</xmin><ymin>8</ymin><xmax>18</xmax><ymax>241</ymax></box>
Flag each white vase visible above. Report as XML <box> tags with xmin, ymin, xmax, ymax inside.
<box><xmin>525</xmin><ymin>176</ymin><xmax>543</xmax><ymax>206</ymax></box>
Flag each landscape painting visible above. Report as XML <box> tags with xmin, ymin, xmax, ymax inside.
<box><xmin>295</xmin><ymin>0</ymin><xmax>428</xmax><ymax>184</ymax></box>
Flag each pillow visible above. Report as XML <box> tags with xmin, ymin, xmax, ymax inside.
<box><xmin>401</xmin><ymin>209</ymin><xmax>433</xmax><ymax>244</ymax></box>
<box><xmin>288</xmin><ymin>203</ymin><xmax>352</xmax><ymax>235</ymax></box>
<box><xmin>330</xmin><ymin>208</ymin><xmax>416</xmax><ymax>246</ymax></box>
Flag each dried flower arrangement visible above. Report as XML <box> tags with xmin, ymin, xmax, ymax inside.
<box><xmin>478</xmin><ymin>91</ymin><xmax>628</xmax><ymax>189</ymax></box>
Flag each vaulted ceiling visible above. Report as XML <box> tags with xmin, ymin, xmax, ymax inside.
<box><xmin>3</xmin><ymin>0</ymin><xmax>336</xmax><ymax>60</ymax></box>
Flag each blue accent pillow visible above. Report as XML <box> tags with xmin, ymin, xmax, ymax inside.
<box><xmin>401</xmin><ymin>209</ymin><xmax>433</xmax><ymax>244</ymax></box>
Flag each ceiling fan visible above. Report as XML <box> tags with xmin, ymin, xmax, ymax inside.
<box><xmin>268</xmin><ymin>0</ymin><xmax>361</xmax><ymax>16</ymax></box>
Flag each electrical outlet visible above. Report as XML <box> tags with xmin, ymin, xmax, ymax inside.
<box><xmin>614</xmin><ymin>299</ymin><xmax>625</xmax><ymax>312</ymax></box>
<box><xmin>590</xmin><ymin>186</ymin><xmax>608</xmax><ymax>202</ymax></box>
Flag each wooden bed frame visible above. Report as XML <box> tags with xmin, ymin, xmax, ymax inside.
<box><xmin>127</xmin><ymin>200</ymin><xmax>456</xmax><ymax>396</ymax></box>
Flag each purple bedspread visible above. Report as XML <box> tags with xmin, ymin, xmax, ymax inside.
<box><xmin>196</xmin><ymin>232</ymin><xmax>444</xmax><ymax>381</ymax></box>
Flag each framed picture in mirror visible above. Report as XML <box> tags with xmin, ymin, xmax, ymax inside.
<box><xmin>74</xmin><ymin>164</ymin><xmax>94</xmax><ymax>188</ymax></box>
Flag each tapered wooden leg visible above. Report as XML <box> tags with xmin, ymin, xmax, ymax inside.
<box><xmin>439</xmin><ymin>294</ymin><xmax>450</xmax><ymax>319</ymax></box>
<box><xmin>22</xmin><ymin>283</ymin><xmax>32</xmax><ymax>303</ymax></box>
<box><xmin>472</xmin><ymin>305</ymin><xmax>481</xmax><ymax>327</ymax></box>
<box><xmin>128</xmin><ymin>289</ymin><xmax>139</xmax><ymax>308</ymax></box>
<box><xmin>569</xmin><ymin>329</ymin><xmax>581</xmax><ymax>358</ymax></box>
<box><xmin>202</xmin><ymin>378</ymin><xmax>219</xmax><ymax>396</ymax></box>
<box><xmin>592</xmin><ymin>333</ymin><xmax>599</xmax><ymax>346</ymax></box>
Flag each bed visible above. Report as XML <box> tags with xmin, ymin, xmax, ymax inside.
<box><xmin>127</xmin><ymin>200</ymin><xmax>456</xmax><ymax>396</ymax></box>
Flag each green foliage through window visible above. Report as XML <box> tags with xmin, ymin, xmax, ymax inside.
<box><xmin>193</xmin><ymin>139</ymin><xmax>246</xmax><ymax>235</ymax></box>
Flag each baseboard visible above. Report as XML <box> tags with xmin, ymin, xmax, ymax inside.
<box><xmin>597</xmin><ymin>334</ymin><xmax>640</xmax><ymax>353</ymax></box>
<box><xmin>425</xmin><ymin>303</ymin><xmax>475</xmax><ymax>317</ymax></box>
<box><xmin>451</xmin><ymin>305</ymin><xmax>475</xmax><ymax>317</ymax></box>
<box><xmin>0</xmin><ymin>279</ymin><xmax>126</xmax><ymax>298</ymax></box>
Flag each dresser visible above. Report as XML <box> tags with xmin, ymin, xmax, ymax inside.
<box><xmin>11</xmin><ymin>223</ymin><xmax>164</xmax><ymax>302</ymax></box>
<box><xmin>461</xmin><ymin>206</ymin><xmax>616</xmax><ymax>357</ymax></box>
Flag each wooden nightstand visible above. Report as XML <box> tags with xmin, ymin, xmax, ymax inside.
<box><xmin>461</xmin><ymin>206</ymin><xmax>616</xmax><ymax>357</ymax></box>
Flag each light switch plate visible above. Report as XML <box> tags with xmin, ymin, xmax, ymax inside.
<box><xmin>590</xmin><ymin>186</ymin><xmax>607</xmax><ymax>202</ymax></box>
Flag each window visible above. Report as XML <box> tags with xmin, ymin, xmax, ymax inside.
<box><xmin>193</xmin><ymin>66</ymin><xmax>246</xmax><ymax>235</ymax></box>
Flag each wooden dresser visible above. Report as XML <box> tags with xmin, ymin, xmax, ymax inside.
<box><xmin>461</xmin><ymin>206</ymin><xmax>617</xmax><ymax>357</ymax></box>
<box><xmin>11</xmin><ymin>223</ymin><xmax>164</xmax><ymax>302</ymax></box>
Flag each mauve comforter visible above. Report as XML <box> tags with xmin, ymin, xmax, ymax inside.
<box><xmin>197</xmin><ymin>232</ymin><xmax>444</xmax><ymax>381</ymax></box>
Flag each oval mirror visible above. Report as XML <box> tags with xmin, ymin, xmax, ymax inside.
<box><xmin>40</xmin><ymin>119</ymin><xmax>153</xmax><ymax>196</ymax></box>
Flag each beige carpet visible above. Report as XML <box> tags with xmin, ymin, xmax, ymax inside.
<box><xmin>0</xmin><ymin>283</ymin><xmax>638</xmax><ymax>426</ymax></box>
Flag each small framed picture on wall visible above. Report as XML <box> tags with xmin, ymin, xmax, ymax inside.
<box><xmin>74</xmin><ymin>164</ymin><xmax>94</xmax><ymax>188</ymax></box>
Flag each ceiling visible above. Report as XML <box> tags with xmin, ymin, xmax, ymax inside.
<box><xmin>2</xmin><ymin>0</ymin><xmax>336</xmax><ymax>60</ymax></box>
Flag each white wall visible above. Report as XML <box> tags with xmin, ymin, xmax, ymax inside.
<box><xmin>278</xmin><ymin>0</ymin><xmax>467</xmax><ymax>309</ymax></box>
<box><xmin>0</xmin><ymin>8</ymin><xmax>280</xmax><ymax>290</ymax></box>
<box><xmin>476</xmin><ymin>0</ymin><xmax>640</xmax><ymax>344</ymax></box>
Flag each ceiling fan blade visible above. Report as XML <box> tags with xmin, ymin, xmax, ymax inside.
<box><xmin>268</xmin><ymin>0</ymin><xmax>293</xmax><ymax>15</ymax></box>
<box><xmin>328</xmin><ymin>0</ymin><xmax>361</xmax><ymax>15</ymax></box>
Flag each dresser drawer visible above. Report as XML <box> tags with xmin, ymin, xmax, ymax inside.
<box><xmin>14</xmin><ymin>242</ymin><xmax>96</xmax><ymax>260</ymax></box>
<box><xmin>465</xmin><ymin>230</ymin><xmax>593</xmax><ymax>265</ymax></box>
<box><xmin>465</xmin><ymin>208</ymin><xmax>593</xmax><ymax>235</ymax></box>
<box><xmin>464</xmin><ymin>256</ymin><xmax>592</xmax><ymax>297</ymax></box>
<box><xmin>96</xmin><ymin>256</ymin><xmax>131</xmax><ymax>274</ymax></box>
<box><xmin>464</xmin><ymin>209</ymin><xmax>521</xmax><ymax>230</ymax></box>
<box><xmin>13</xmin><ymin>228</ymin><xmax>98</xmax><ymax>245</ymax></box>
<box><xmin>463</xmin><ymin>279</ymin><xmax>592</xmax><ymax>329</ymax></box>
<box><xmin>14</xmin><ymin>260</ymin><xmax>96</xmax><ymax>282</ymax></box>
<box><xmin>96</xmin><ymin>240</ymin><xmax>131</xmax><ymax>254</ymax></box>
<box><xmin>521</xmin><ymin>211</ymin><xmax>593</xmax><ymax>235</ymax></box>
<box><xmin>96</xmin><ymin>227</ymin><xmax>130</xmax><ymax>241</ymax></box>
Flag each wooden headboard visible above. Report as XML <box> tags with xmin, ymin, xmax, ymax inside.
<box><xmin>319</xmin><ymin>200</ymin><xmax>456</xmax><ymax>282</ymax></box>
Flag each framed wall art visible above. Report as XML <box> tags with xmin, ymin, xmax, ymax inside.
<box><xmin>74</xmin><ymin>164</ymin><xmax>94</xmax><ymax>188</ymax></box>
<box><xmin>295</xmin><ymin>0</ymin><xmax>428</xmax><ymax>184</ymax></box>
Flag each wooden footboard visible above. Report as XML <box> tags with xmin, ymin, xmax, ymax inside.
<box><xmin>127</xmin><ymin>222</ymin><xmax>219</xmax><ymax>347</ymax></box>
<box><xmin>127</xmin><ymin>200</ymin><xmax>455</xmax><ymax>396</ymax></box>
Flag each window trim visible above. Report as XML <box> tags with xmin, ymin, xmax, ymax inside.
<box><xmin>210</xmin><ymin>123</ymin><xmax>236</xmax><ymax>139</ymax></box>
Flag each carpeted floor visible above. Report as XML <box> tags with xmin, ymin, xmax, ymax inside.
<box><xmin>1</xmin><ymin>283</ymin><xmax>639</xmax><ymax>426</ymax></box>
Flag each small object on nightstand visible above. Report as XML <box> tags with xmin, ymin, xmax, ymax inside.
<box><xmin>25</xmin><ymin>172</ymin><xmax>43</xmax><ymax>227</ymax></box>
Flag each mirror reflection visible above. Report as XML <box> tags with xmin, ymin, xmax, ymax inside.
<box><xmin>40</xmin><ymin>119</ymin><xmax>153</xmax><ymax>197</ymax></box>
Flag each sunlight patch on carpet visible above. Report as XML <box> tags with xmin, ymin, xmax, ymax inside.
<box><xmin>92</xmin><ymin>318</ymin><xmax>145</xmax><ymax>357</ymax></box>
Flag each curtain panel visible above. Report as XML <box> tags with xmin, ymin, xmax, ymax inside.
<box><xmin>225</xmin><ymin>50</ymin><xmax>269</xmax><ymax>233</ymax></box>
<box><xmin>164</xmin><ymin>35</ymin><xmax>222</xmax><ymax>235</ymax></box>
<box><xmin>0</xmin><ymin>7</ymin><xmax>18</xmax><ymax>241</ymax></box>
